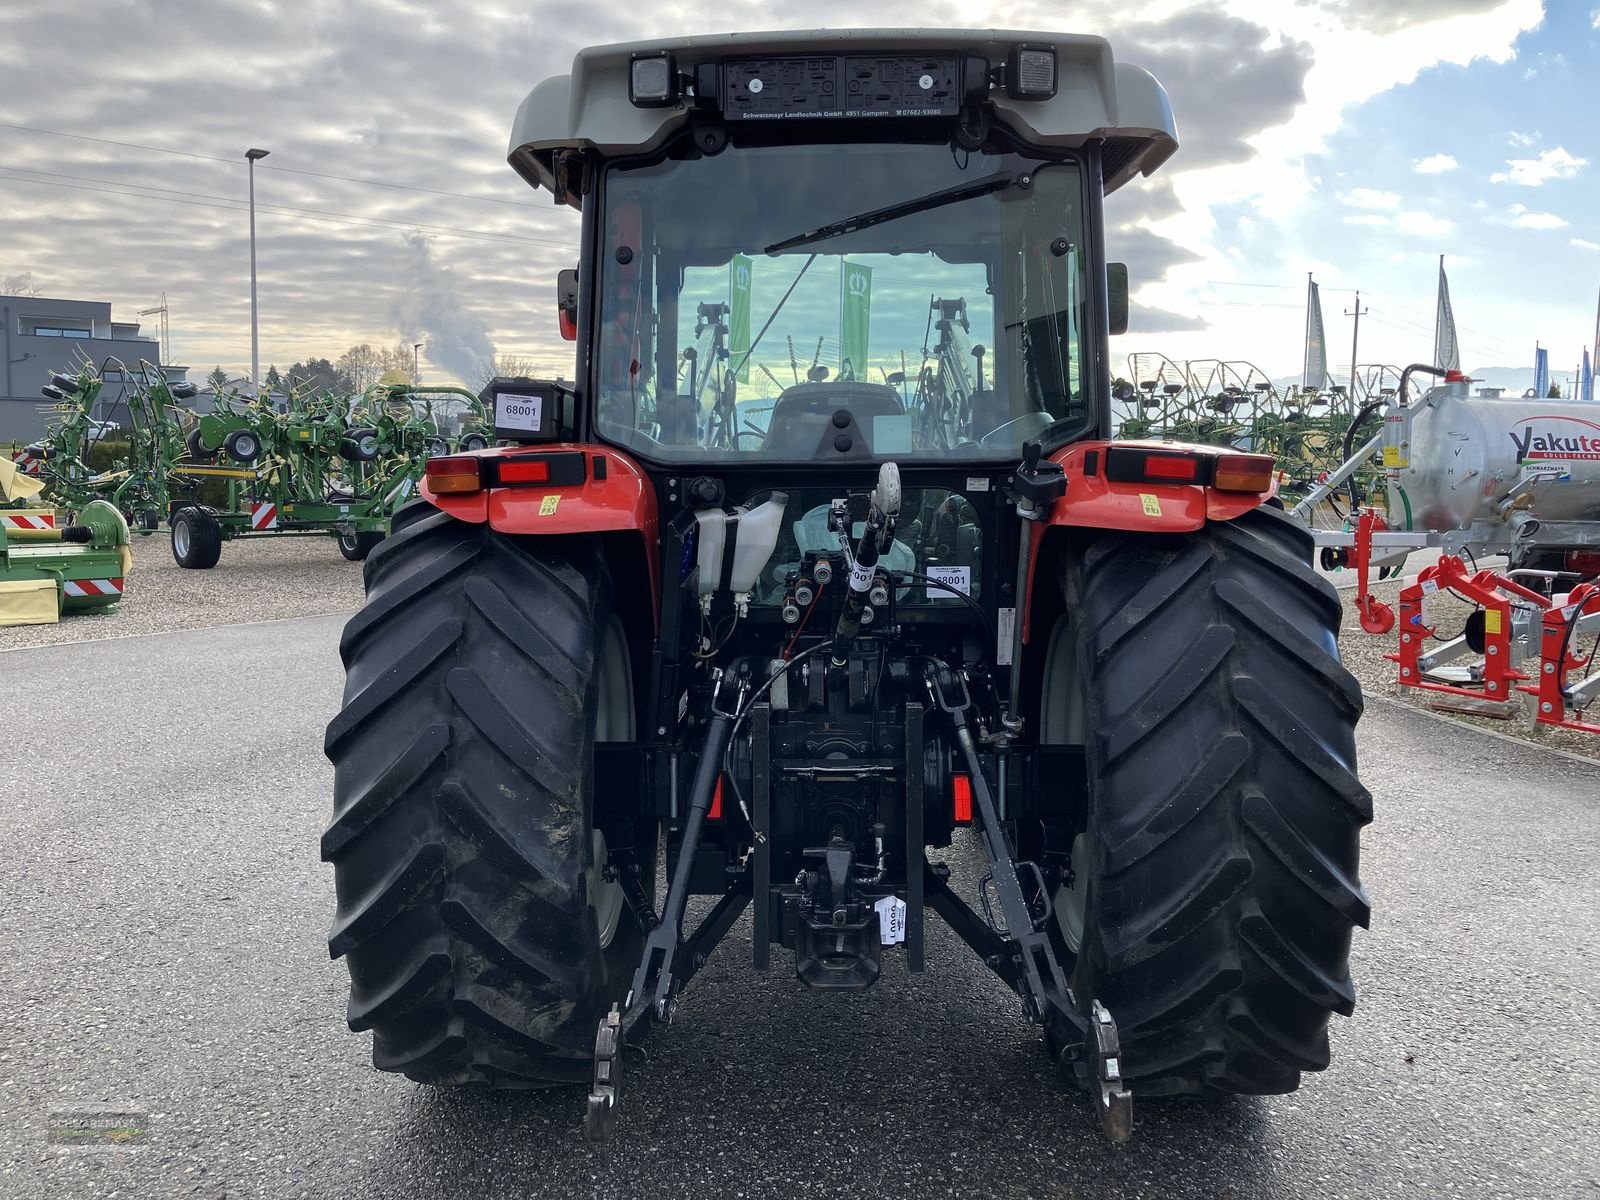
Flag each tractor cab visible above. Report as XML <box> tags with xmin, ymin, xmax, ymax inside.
<box><xmin>508</xmin><ymin>31</ymin><xmax>1175</xmax><ymax>467</ymax></box>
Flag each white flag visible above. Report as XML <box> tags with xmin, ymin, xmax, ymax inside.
<box><xmin>1435</xmin><ymin>258</ymin><xmax>1460</xmax><ymax>372</ymax></box>
<box><xmin>1303</xmin><ymin>277</ymin><xmax>1327</xmax><ymax>390</ymax></box>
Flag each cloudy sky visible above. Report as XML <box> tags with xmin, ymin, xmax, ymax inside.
<box><xmin>0</xmin><ymin>0</ymin><xmax>1595</xmax><ymax>389</ymax></box>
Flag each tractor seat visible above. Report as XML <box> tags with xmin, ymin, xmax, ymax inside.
<box><xmin>763</xmin><ymin>382</ymin><xmax>906</xmax><ymax>457</ymax></box>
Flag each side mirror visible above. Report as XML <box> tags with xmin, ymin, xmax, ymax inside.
<box><xmin>556</xmin><ymin>267</ymin><xmax>579</xmax><ymax>341</ymax></box>
<box><xmin>1107</xmin><ymin>262</ymin><xmax>1129</xmax><ymax>336</ymax></box>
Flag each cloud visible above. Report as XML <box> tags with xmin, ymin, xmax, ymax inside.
<box><xmin>1507</xmin><ymin>204</ymin><xmax>1569</xmax><ymax>230</ymax></box>
<box><xmin>1340</xmin><ymin>210</ymin><xmax>1454</xmax><ymax>237</ymax></box>
<box><xmin>1295</xmin><ymin>0</ymin><xmax>1507</xmax><ymax>34</ymax></box>
<box><xmin>1343</xmin><ymin>188</ymin><xmax>1401</xmax><ymax>210</ymax></box>
<box><xmin>1570</xmin><ymin>238</ymin><xmax>1600</xmax><ymax>251</ymax></box>
<box><xmin>1593</xmin><ymin>7</ymin><xmax>1600</xmax><ymax>27</ymax></box>
<box><xmin>1125</xmin><ymin>304</ymin><xmax>1208</xmax><ymax>334</ymax></box>
<box><xmin>1412</xmin><ymin>153</ymin><xmax>1458</xmax><ymax>175</ymax></box>
<box><xmin>1491</xmin><ymin>146</ymin><xmax>1587</xmax><ymax>185</ymax></box>
<box><xmin>1395</xmin><ymin>211</ymin><xmax>1453</xmax><ymax>237</ymax></box>
<box><xmin>1508</xmin><ymin>131</ymin><xmax>1539</xmax><ymax>147</ymax></box>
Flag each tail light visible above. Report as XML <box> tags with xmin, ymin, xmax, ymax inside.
<box><xmin>1103</xmin><ymin>446</ymin><xmax>1275</xmax><ymax>493</ymax></box>
<box><xmin>1212</xmin><ymin>452</ymin><xmax>1276</xmax><ymax>493</ymax></box>
<box><xmin>424</xmin><ymin>455</ymin><xmax>483</xmax><ymax>494</ymax></box>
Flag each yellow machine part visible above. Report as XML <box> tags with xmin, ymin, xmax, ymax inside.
<box><xmin>0</xmin><ymin>578</ymin><xmax>60</xmax><ymax>626</ymax></box>
<box><xmin>0</xmin><ymin>457</ymin><xmax>45</xmax><ymax>503</ymax></box>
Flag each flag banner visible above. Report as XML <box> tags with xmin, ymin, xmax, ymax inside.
<box><xmin>1435</xmin><ymin>260</ymin><xmax>1461</xmax><ymax>371</ymax></box>
<box><xmin>840</xmin><ymin>261</ymin><xmax>872</xmax><ymax>381</ymax></box>
<box><xmin>728</xmin><ymin>254</ymin><xmax>753</xmax><ymax>382</ymax></box>
<box><xmin>1533</xmin><ymin>347</ymin><xmax>1550</xmax><ymax>398</ymax></box>
<box><xmin>1304</xmin><ymin>279</ymin><xmax>1327</xmax><ymax>390</ymax></box>
<box><xmin>1582</xmin><ymin>347</ymin><xmax>1594</xmax><ymax>404</ymax></box>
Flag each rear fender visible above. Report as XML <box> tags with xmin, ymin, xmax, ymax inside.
<box><xmin>1022</xmin><ymin>439</ymin><xmax>1276</xmax><ymax>643</ymax></box>
<box><xmin>421</xmin><ymin>444</ymin><xmax>660</xmax><ymax>628</ymax></box>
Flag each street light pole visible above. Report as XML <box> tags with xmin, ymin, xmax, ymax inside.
<box><xmin>413</xmin><ymin>342</ymin><xmax>423</xmax><ymax>382</ymax></box>
<box><xmin>246</xmin><ymin>147</ymin><xmax>270</xmax><ymax>392</ymax></box>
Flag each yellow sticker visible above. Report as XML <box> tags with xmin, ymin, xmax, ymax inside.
<box><xmin>1382</xmin><ymin>446</ymin><xmax>1408</xmax><ymax>468</ymax></box>
<box><xmin>539</xmin><ymin>494</ymin><xmax>561</xmax><ymax>516</ymax></box>
<box><xmin>1139</xmin><ymin>493</ymin><xmax>1162</xmax><ymax>517</ymax></box>
<box><xmin>1483</xmin><ymin>607</ymin><xmax>1502</xmax><ymax>635</ymax></box>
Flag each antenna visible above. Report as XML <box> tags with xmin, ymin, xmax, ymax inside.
<box><xmin>137</xmin><ymin>292</ymin><xmax>170</xmax><ymax>364</ymax></box>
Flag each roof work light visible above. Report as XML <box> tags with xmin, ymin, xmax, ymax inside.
<box><xmin>1007</xmin><ymin>44</ymin><xmax>1057</xmax><ymax>99</ymax></box>
<box><xmin>629</xmin><ymin>52</ymin><xmax>678</xmax><ymax>106</ymax></box>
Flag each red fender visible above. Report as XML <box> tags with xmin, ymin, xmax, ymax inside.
<box><xmin>1022</xmin><ymin>439</ymin><xmax>1278</xmax><ymax>644</ymax></box>
<box><xmin>421</xmin><ymin>444</ymin><xmax>660</xmax><ymax>628</ymax></box>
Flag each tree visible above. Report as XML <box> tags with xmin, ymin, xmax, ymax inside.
<box><xmin>2</xmin><ymin>272</ymin><xmax>41</xmax><ymax>298</ymax></box>
<box><xmin>265</xmin><ymin>365</ymin><xmax>282</xmax><ymax>390</ymax></box>
<box><xmin>285</xmin><ymin>357</ymin><xmax>352</xmax><ymax>395</ymax></box>
<box><xmin>337</xmin><ymin>343</ymin><xmax>387</xmax><ymax>393</ymax></box>
<box><xmin>474</xmin><ymin>353</ymin><xmax>549</xmax><ymax>389</ymax></box>
<box><xmin>377</xmin><ymin>341</ymin><xmax>421</xmax><ymax>384</ymax></box>
<box><xmin>207</xmin><ymin>365</ymin><xmax>230</xmax><ymax>392</ymax></box>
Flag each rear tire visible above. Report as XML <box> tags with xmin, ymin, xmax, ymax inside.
<box><xmin>322</xmin><ymin>509</ymin><xmax>645</xmax><ymax>1085</ymax></box>
<box><xmin>1044</xmin><ymin>504</ymin><xmax>1370</xmax><ymax>1097</ymax></box>
<box><xmin>169</xmin><ymin>506</ymin><xmax>223</xmax><ymax>569</ymax></box>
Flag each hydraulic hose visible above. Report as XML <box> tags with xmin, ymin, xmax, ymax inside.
<box><xmin>829</xmin><ymin>462</ymin><xmax>901</xmax><ymax>674</ymax></box>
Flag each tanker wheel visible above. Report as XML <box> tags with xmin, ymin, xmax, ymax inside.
<box><xmin>169</xmin><ymin>506</ymin><xmax>223</xmax><ymax>569</ymax></box>
<box><xmin>322</xmin><ymin>508</ymin><xmax>647</xmax><ymax>1085</ymax></box>
<box><xmin>1039</xmin><ymin>503</ymin><xmax>1370</xmax><ymax>1097</ymax></box>
<box><xmin>337</xmin><ymin>531</ymin><xmax>386</xmax><ymax>562</ymax></box>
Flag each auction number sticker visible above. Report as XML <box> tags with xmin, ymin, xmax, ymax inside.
<box><xmin>496</xmin><ymin>391</ymin><xmax>543</xmax><ymax>434</ymax></box>
<box><xmin>925</xmin><ymin>564</ymin><xmax>971</xmax><ymax>599</ymax></box>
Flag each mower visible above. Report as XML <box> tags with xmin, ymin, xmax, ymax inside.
<box><xmin>323</xmin><ymin>29</ymin><xmax>1370</xmax><ymax>1143</ymax></box>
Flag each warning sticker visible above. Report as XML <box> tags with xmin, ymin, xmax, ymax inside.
<box><xmin>1139</xmin><ymin>493</ymin><xmax>1162</xmax><ymax>517</ymax></box>
<box><xmin>1383</xmin><ymin>446</ymin><xmax>1409</xmax><ymax>469</ymax></box>
<box><xmin>539</xmin><ymin>495</ymin><xmax>560</xmax><ymax>516</ymax></box>
<box><xmin>1483</xmin><ymin>608</ymin><xmax>1502</xmax><ymax>635</ymax></box>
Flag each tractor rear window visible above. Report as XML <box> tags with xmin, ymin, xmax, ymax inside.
<box><xmin>595</xmin><ymin>142</ymin><xmax>1091</xmax><ymax>463</ymax></box>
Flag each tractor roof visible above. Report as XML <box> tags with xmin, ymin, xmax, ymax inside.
<box><xmin>509</xmin><ymin>28</ymin><xmax>1177</xmax><ymax>202</ymax></box>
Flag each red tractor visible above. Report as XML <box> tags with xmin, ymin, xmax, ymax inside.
<box><xmin>324</xmin><ymin>29</ymin><xmax>1369</xmax><ymax>1141</ymax></box>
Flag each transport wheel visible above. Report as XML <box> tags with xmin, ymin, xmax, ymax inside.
<box><xmin>424</xmin><ymin>436</ymin><xmax>449</xmax><ymax>457</ymax></box>
<box><xmin>322</xmin><ymin>510</ymin><xmax>646</xmax><ymax>1085</ymax></box>
<box><xmin>185</xmin><ymin>427</ymin><xmax>215</xmax><ymax>461</ymax></box>
<box><xmin>342</xmin><ymin>429</ymin><xmax>381</xmax><ymax>462</ymax></box>
<box><xmin>1040</xmin><ymin>503</ymin><xmax>1370</xmax><ymax>1097</ymax></box>
<box><xmin>169</xmin><ymin>506</ymin><xmax>223</xmax><ymax>570</ymax></box>
<box><xmin>337</xmin><ymin>530</ymin><xmax>386</xmax><ymax>562</ymax></box>
<box><xmin>459</xmin><ymin>434</ymin><xmax>490</xmax><ymax>451</ymax></box>
<box><xmin>225</xmin><ymin>429</ymin><xmax>262</xmax><ymax>463</ymax></box>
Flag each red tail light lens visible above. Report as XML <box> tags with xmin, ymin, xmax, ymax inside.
<box><xmin>558</xmin><ymin>309</ymin><xmax>577</xmax><ymax>341</ymax></box>
<box><xmin>1140</xmin><ymin>454</ymin><xmax>1200</xmax><ymax>481</ymax></box>
<box><xmin>497</xmin><ymin>458</ymin><xmax>551</xmax><ymax>484</ymax></box>
<box><xmin>424</xmin><ymin>456</ymin><xmax>483</xmax><ymax>494</ymax></box>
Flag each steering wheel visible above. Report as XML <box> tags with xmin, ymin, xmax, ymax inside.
<box><xmin>979</xmin><ymin>411</ymin><xmax>1055</xmax><ymax>448</ymax></box>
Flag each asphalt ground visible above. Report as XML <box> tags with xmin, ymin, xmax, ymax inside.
<box><xmin>2</xmin><ymin>616</ymin><xmax>1597</xmax><ymax>1199</ymax></box>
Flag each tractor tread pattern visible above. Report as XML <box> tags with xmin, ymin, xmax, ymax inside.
<box><xmin>324</xmin><ymin>514</ymin><xmax>629</xmax><ymax>1086</ymax></box>
<box><xmin>1065</xmin><ymin>503</ymin><xmax>1369</xmax><ymax>1098</ymax></box>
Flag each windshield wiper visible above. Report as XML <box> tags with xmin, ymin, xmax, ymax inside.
<box><xmin>763</xmin><ymin>170</ymin><xmax>1030</xmax><ymax>255</ymax></box>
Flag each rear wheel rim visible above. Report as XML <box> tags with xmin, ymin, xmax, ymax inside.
<box><xmin>590</xmin><ymin>615</ymin><xmax>633</xmax><ymax>951</ymax></box>
<box><xmin>1053</xmin><ymin>834</ymin><xmax>1089</xmax><ymax>954</ymax></box>
<box><xmin>173</xmin><ymin>520</ymin><xmax>190</xmax><ymax>557</ymax></box>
